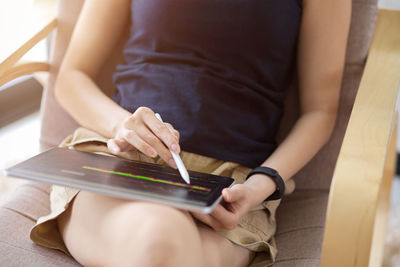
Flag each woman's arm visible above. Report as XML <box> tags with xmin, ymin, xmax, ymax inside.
<box><xmin>54</xmin><ymin>0</ymin><xmax>132</xmax><ymax>138</ymax></box>
<box><xmin>54</xmin><ymin>0</ymin><xmax>181</xmax><ymax>168</ymax></box>
<box><xmin>193</xmin><ymin>0</ymin><xmax>352</xmax><ymax>230</ymax></box>
<box><xmin>245</xmin><ymin>0</ymin><xmax>352</xmax><ymax>204</ymax></box>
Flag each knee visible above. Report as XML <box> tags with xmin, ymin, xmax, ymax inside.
<box><xmin>139</xmin><ymin>230</ymin><xmax>183</xmax><ymax>267</ymax></box>
<box><xmin>114</xmin><ymin>204</ymin><xmax>201</xmax><ymax>267</ymax></box>
<box><xmin>134</xmin><ymin>206</ymin><xmax>199</xmax><ymax>266</ymax></box>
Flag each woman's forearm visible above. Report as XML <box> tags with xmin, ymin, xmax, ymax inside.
<box><xmin>55</xmin><ymin>69</ymin><xmax>131</xmax><ymax>138</ymax></box>
<box><xmin>245</xmin><ymin>110</ymin><xmax>337</xmax><ymax>204</ymax></box>
<box><xmin>264</xmin><ymin>110</ymin><xmax>336</xmax><ymax>181</ymax></box>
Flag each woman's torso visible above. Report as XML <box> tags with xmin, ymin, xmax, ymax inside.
<box><xmin>112</xmin><ymin>0</ymin><xmax>302</xmax><ymax>168</ymax></box>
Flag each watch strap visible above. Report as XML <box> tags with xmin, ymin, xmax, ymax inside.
<box><xmin>245</xmin><ymin>166</ymin><xmax>285</xmax><ymax>201</ymax></box>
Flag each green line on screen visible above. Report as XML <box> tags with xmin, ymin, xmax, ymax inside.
<box><xmin>81</xmin><ymin>166</ymin><xmax>211</xmax><ymax>192</ymax></box>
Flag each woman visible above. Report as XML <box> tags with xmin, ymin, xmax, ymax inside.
<box><xmin>30</xmin><ymin>0</ymin><xmax>351</xmax><ymax>266</ymax></box>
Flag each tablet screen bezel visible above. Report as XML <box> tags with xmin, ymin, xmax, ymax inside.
<box><xmin>4</xmin><ymin>148</ymin><xmax>235</xmax><ymax>213</ymax></box>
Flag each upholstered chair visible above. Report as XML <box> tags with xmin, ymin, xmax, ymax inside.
<box><xmin>1</xmin><ymin>0</ymin><xmax>399</xmax><ymax>266</ymax></box>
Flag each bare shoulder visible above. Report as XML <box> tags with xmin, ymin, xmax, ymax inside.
<box><xmin>60</xmin><ymin>0</ymin><xmax>131</xmax><ymax>77</ymax></box>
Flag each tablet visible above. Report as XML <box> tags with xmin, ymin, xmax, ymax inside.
<box><xmin>4</xmin><ymin>148</ymin><xmax>234</xmax><ymax>213</ymax></box>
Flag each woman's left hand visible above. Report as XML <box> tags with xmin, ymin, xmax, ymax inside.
<box><xmin>191</xmin><ymin>183</ymin><xmax>258</xmax><ymax>231</ymax></box>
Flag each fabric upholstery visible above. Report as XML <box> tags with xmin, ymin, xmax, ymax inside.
<box><xmin>0</xmin><ymin>182</ymin><xmax>80</xmax><ymax>266</ymax></box>
<box><xmin>0</xmin><ymin>0</ymin><xmax>379</xmax><ymax>266</ymax></box>
<box><xmin>273</xmin><ymin>190</ymin><xmax>329</xmax><ymax>266</ymax></box>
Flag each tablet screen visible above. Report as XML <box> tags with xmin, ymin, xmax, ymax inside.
<box><xmin>5</xmin><ymin>148</ymin><xmax>234</xmax><ymax>212</ymax></box>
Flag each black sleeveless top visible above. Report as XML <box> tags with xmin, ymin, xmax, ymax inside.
<box><xmin>112</xmin><ymin>0</ymin><xmax>302</xmax><ymax>168</ymax></box>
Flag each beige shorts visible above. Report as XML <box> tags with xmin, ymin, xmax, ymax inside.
<box><xmin>30</xmin><ymin>127</ymin><xmax>295</xmax><ymax>267</ymax></box>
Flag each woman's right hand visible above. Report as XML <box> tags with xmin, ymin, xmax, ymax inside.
<box><xmin>107</xmin><ymin>107</ymin><xmax>181</xmax><ymax>169</ymax></box>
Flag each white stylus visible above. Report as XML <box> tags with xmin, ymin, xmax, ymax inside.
<box><xmin>155</xmin><ymin>113</ymin><xmax>190</xmax><ymax>184</ymax></box>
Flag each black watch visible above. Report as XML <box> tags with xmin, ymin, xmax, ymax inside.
<box><xmin>245</xmin><ymin>166</ymin><xmax>285</xmax><ymax>201</ymax></box>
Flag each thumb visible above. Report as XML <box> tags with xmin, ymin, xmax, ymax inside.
<box><xmin>223</xmin><ymin>185</ymin><xmax>244</xmax><ymax>203</ymax></box>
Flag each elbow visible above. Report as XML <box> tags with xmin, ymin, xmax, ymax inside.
<box><xmin>300</xmin><ymin>99</ymin><xmax>339</xmax><ymax>146</ymax></box>
<box><xmin>301</xmin><ymin>109</ymin><xmax>338</xmax><ymax>146</ymax></box>
<box><xmin>54</xmin><ymin>69</ymin><xmax>67</xmax><ymax>107</ymax></box>
<box><xmin>322</xmin><ymin>110</ymin><xmax>338</xmax><ymax>145</ymax></box>
<box><xmin>54</xmin><ymin>67</ymin><xmax>78</xmax><ymax>110</ymax></box>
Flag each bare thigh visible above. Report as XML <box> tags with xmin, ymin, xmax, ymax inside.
<box><xmin>58</xmin><ymin>191</ymin><xmax>254</xmax><ymax>267</ymax></box>
<box><xmin>197</xmin><ymin>224</ymin><xmax>255</xmax><ymax>267</ymax></box>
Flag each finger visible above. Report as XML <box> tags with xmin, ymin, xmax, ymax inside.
<box><xmin>191</xmin><ymin>212</ymin><xmax>223</xmax><ymax>231</ymax></box>
<box><xmin>223</xmin><ymin>185</ymin><xmax>245</xmax><ymax>203</ymax></box>
<box><xmin>112</xmin><ymin>138</ymin><xmax>132</xmax><ymax>152</ymax></box>
<box><xmin>120</xmin><ymin>129</ymin><xmax>158</xmax><ymax>158</ymax></box>
<box><xmin>107</xmin><ymin>139</ymin><xmax>121</xmax><ymax>154</ymax></box>
<box><xmin>143</xmin><ymin>113</ymin><xmax>180</xmax><ymax>154</ymax></box>
<box><xmin>210</xmin><ymin>205</ymin><xmax>238</xmax><ymax>230</ymax></box>
<box><xmin>107</xmin><ymin>138</ymin><xmax>132</xmax><ymax>154</ymax></box>
<box><xmin>136</xmin><ymin>126</ymin><xmax>177</xmax><ymax>168</ymax></box>
<box><xmin>164</xmin><ymin>123</ymin><xmax>180</xmax><ymax>141</ymax></box>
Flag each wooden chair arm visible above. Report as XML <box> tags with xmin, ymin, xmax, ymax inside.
<box><xmin>321</xmin><ymin>9</ymin><xmax>400</xmax><ymax>267</ymax></box>
<box><xmin>0</xmin><ymin>17</ymin><xmax>57</xmax><ymax>86</ymax></box>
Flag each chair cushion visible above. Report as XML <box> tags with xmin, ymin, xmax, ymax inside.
<box><xmin>1</xmin><ymin>182</ymin><xmax>51</xmax><ymax>221</ymax></box>
<box><xmin>272</xmin><ymin>190</ymin><xmax>329</xmax><ymax>266</ymax></box>
<box><xmin>0</xmin><ymin>182</ymin><xmax>81</xmax><ymax>266</ymax></box>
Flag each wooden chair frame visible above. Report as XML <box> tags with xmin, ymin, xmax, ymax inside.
<box><xmin>1</xmin><ymin>6</ymin><xmax>399</xmax><ymax>267</ymax></box>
